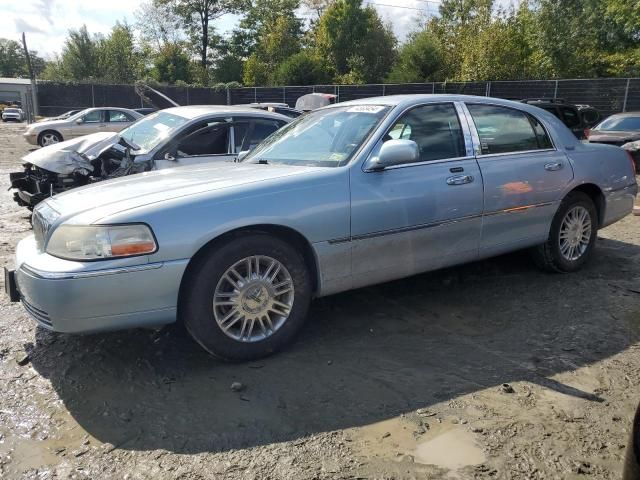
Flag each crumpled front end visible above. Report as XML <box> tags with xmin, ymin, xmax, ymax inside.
<box><xmin>9</xmin><ymin>138</ymin><xmax>153</xmax><ymax>209</ymax></box>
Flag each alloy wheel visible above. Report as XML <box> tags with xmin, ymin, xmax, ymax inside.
<box><xmin>213</xmin><ymin>255</ymin><xmax>295</xmax><ymax>342</ymax></box>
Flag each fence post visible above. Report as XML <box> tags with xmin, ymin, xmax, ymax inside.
<box><xmin>282</xmin><ymin>87</ymin><xmax>286</xmax><ymax>103</ymax></box>
<box><xmin>432</xmin><ymin>82</ymin><xmax>435</xmax><ymax>94</ymax></box>
<box><xmin>337</xmin><ymin>85</ymin><xmax>340</xmax><ymax>103</ymax></box>
<box><xmin>622</xmin><ymin>78</ymin><xmax>631</xmax><ymax>112</ymax></box>
<box><xmin>226</xmin><ymin>86</ymin><xmax>231</xmax><ymax>105</ymax></box>
<box><xmin>382</xmin><ymin>84</ymin><xmax>386</xmax><ymax>96</ymax></box>
<box><xmin>254</xmin><ymin>87</ymin><xmax>257</xmax><ymax>103</ymax></box>
<box><xmin>91</xmin><ymin>84</ymin><xmax>95</xmax><ymax>107</ymax></box>
<box><xmin>486</xmin><ymin>81</ymin><xmax>491</xmax><ymax>97</ymax></box>
<box><xmin>553</xmin><ymin>80</ymin><xmax>558</xmax><ymax>100</ymax></box>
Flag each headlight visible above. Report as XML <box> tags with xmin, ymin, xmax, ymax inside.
<box><xmin>46</xmin><ymin>224</ymin><xmax>157</xmax><ymax>260</ymax></box>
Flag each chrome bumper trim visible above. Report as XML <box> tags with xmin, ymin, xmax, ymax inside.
<box><xmin>20</xmin><ymin>262</ymin><xmax>164</xmax><ymax>280</ymax></box>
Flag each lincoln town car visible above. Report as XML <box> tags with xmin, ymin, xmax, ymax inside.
<box><xmin>5</xmin><ymin>95</ymin><xmax>637</xmax><ymax>361</ymax></box>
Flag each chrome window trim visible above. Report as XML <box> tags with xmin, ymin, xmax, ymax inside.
<box><xmin>461</xmin><ymin>101</ymin><xmax>559</xmax><ymax>156</ymax></box>
<box><xmin>363</xmin><ymin>101</ymin><xmax>472</xmax><ymax>172</ymax></box>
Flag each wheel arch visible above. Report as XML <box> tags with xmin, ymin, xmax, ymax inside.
<box><xmin>567</xmin><ymin>183</ymin><xmax>605</xmax><ymax>228</ymax></box>
<box><xmin>37</xmin><ymin>129</ymin><xmax>63</xmax><ymax>144</ymax></box>
<box><xmin>177</xmin><ymin>224</ymin><xmax>320</xmax><ymax>319</ymax></box>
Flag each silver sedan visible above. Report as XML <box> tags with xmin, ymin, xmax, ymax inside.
<box><xmin>23</xmin><ymin>107</ymin><xmax>143</xmax><ymax>147</ymax></box>
<box><xmin>5</xmin><ymin>95</ymin><xmax>638</xmax><ymax>361</ymax></box>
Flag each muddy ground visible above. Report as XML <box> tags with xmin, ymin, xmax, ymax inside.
<box><xmin>0</xmin><ymin>121</ymin><xmax>639</xmax><ymax>479</ymax></box>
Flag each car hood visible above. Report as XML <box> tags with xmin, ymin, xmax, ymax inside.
<box><xmin>589</xmin><ymin>131</ymin><xmax>640</xmax><ymax>143</ymax></box>
<box><xmin>22</xmin><ymin>132</ymin><xmax>119</xmax><ymax>174</ymax></box>
<box><xmin>46</xmin><ymin>162</ymin><xmax>322</xmax><ymax>221</ymax></box>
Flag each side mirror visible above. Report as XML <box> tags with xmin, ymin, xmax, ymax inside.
<box><xmin>368</xmin><ymin>139</ymin><xmax>419</xmax><ymax>171</ymax></box>
<box><xmin>237</xmin><ymin>150</ymin><xmax>250</xmax><ymax>161</ymax></box>
<box><xmin>75</xmin><ymin>118</ymin><xmax>83</xmax><ymax>124</ymax></box>
<box><xmin>164</xmin><ymin>151</ymin><xmax>177</xmax><ymax>161</ymax></box>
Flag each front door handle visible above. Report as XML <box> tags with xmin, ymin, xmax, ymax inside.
<box><xmin>446</xmin><ymin>174</ymin><xmax>474</xmax><ymax>186</ymax></box>
<box><xmin>544</xmin><ymin>162</ymin><xmax>563</xmax><ymax>171</ymax></box>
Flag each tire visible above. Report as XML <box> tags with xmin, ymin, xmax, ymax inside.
<box><xmin>181</xmin><ymin>234</ymin><xmax>312</xmax><ymax>361</ymax></box>
<box><xmin>531</xmin><ymin>192</ymin><xmax>598</xmax><ymax>273</ymax></box>
<box><xmin>38</xmin><ymin>130</ymin><xmax>62</xmax><ymax>147</ymax></box>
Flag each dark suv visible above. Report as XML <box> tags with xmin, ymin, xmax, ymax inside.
<box><xmin>521</xmin><ymin>98</ymin><xmax>601</xmax><ymax>139</ymax></box>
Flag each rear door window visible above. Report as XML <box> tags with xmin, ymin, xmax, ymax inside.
<box><xmin>467</xmin><ymin>104</ymin><xmax>540</xmax><ymax>155</ymax></box>
<box><xmin>107</xmin><ymin>110</ymin><xmax>132</xmax><ymax>122</ymax></box>
<box><xmin>236</xmin><ymin>118</ymin><xmax>286</xmax><ymax>152</ymax></box>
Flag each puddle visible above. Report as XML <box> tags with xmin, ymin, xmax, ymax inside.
<box><xmin>413</xmin><ymin>427</ymin><xmax>486</xmax><ymax>476</ymax></box>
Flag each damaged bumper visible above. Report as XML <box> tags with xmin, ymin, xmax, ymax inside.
<box><xmin>11</xmin><ymin>235</ymin><xmax>188</xmax><ymax>333</ymax></box>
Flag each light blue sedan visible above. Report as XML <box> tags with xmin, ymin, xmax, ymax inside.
<box><xmin>5</xmin><ymin>95</ymin><xmax>638</xmax><ymax>360</ymax></box>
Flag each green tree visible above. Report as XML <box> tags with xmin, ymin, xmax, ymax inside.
<box><xmin>161</xmin><ymin>0</ymin><xmax>242</xmax><ymax>76</ymax></box>
<box><xmin>273</xmin><ymin>50</ymin><xmax>330</xmax><ymax>85</ymax></box>
<box><xmin>55</xmin><ymin>25</ymin><xmax>100</xmax><ymax>80</ymax></box>
<box><xmin>0</xmin><ymin>38</ymin><xmax>46</xmax><ymax>78</ymax></box>
<box><xmin>387</xmin><ymin>30</ymin><xmax>443</xmax><ymax>83</ymax></box>
<box><xmin>315</xmin><ymin>0</ymin><xmax>396</xmax><ymax>83</ymax></box>
<box><xmin>98</xmin><ymin>22</ymin><xmax>144</xmax><ymax>83</ymax></box>
<box><xmin>151</xmin><ymin>42</ymin><xmax>193</xmax><ymax>83</ymax></box>
<box><xmin>135</xmin><ymin>0</ymin><xmax>185</xmax><ymax>50</ymax></box>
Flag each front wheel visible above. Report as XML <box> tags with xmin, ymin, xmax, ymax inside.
<box><xmin>181</xmin><ymin>234</ymin><xmax>312</xmax><ymax>361</ymax></box>
<box><xmin>38</xmin><ymin>130</ymin><xmax>62</xmax><ymax>147</ymax></box>
<box><xmin>531</xmin><ymin>192</ymin><xmax>598</xmax><ymax>273</ymax></box>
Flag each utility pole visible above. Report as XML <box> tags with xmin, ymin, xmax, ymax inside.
<box><xmin>21</xmin><ymin>32</ymin><xmax>38</xmax><ymax>120</ymax></box>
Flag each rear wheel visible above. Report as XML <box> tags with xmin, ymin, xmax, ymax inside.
<box><xmin>38</xmin><ymin>130</ymin><xmax>62</xmax><ymax>147</ymax></box>
<box><xmin>181</xmin><ymin>234</ymin><xmax>312</xmax><ymax>361</ymax></box>
<box><xmin>532</xmin><ymin>192</ymin><xmax>597</xmax><ymax>272</ymax></box>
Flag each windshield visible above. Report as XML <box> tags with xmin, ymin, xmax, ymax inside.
<box><xmin>4</xmin><ymin>108</ymin><xmax>19</xmax><ymax>113</ymax></box>
<box><xmin>242</xmin><ymin>105</ymin><xmax>390</xmax><ymax>167</ymax></box>
<box><xmin>594</xmin><ymin>115</ymin><xmax>640</xmax><ymax>132</ymax></box>
<box><xmin>118</xmin><ymin>111</ymin><xmax>190</xmax><ymax>153</ymax></box>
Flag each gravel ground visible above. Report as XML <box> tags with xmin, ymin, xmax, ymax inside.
<box><xmin>0</xmin><ymin>121</ymin><xmax>639</xmax><ymax>479</ymax></box>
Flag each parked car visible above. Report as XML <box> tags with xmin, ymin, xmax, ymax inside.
<box><xmin>244</xmin><ymin>103</ymin><xmax>303</xmax><ymax>119</ymax></box>
<box><xmin>22</xmin><ymin>107</ymin><xmax>144</xmax><ymax>147</ymax></box>
<box><xmin>586</xmin><ymin>112</ymin><xmax>640</xmax><ymax>146</ymax></box>
<box><xmin>295</xmin><ymin>93</ymin><xmax>337</xmax><ymax>111</ymax></box>
<box><xmin>4</xmin><ymin>95</ymin><xmax>637</xmax><ymax>361</ymax></box>
<box><xmin>521</xmin><ymin>98</ymin><xmax>600</xmax><ymax>138</ymax></box>
<box><xmin>38</xmin><ymin>109</ymin><xmax>85</xmax><ymax>122</ymax></box>
<box><xmin>9</xmin><ymin>105</ymin><xmax>290</xmax><ymax>208</ymax></box>
<box><xmin>2</xmin><ymin>107</ymin><xmax>24</xmax><ymax>122</ymax></box>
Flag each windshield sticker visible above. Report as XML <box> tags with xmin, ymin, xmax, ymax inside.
<box><xmin>153</xmin><ymin>123</ymin><xmax>170</xmax><ymax>132</ymax></box>
<box><xmin>346</xmin><ymin>105</ymin><xmax>386</xmax><ymax>114</ymax></box>
<box><xmin>329</xmin><ymin>152</ymin><xmax>346</xmax><ymax>161</ymax></box>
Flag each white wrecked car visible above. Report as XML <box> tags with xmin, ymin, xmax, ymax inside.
<box><xmin>10</xmin><ymin>106</ymin><xmax>290</xmax><ymax>208</ymax></box>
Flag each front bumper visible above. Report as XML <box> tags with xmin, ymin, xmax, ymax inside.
<box><xmin>9</xmin><ymin>171</ymin><xmax>48</xmax><ymax>207</ymax></box>
<box><xmin>10</xmin><ymin>235</ymin><xmax>189</xmax><ymax>333</ymax></box>
<box><xmin>22</xmin><ymin>132</ymin><xmax>38</xmax><ymax>145</ymax></box>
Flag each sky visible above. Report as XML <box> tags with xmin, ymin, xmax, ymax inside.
<box><xmin>2</xmin><ymin>0</ymin><xmax>441</xmax><ymax>58</ymax></box>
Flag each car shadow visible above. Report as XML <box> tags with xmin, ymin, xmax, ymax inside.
<box><xmin>29</xmin><ymin>236</ymin><xmax>640</xmax><ymax>454</ymax></box>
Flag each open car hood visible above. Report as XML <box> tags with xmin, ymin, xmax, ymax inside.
<box><xmin>22</xmin><ymin>132</ymin><xmax>119</xmax><ymax>174</ymax></box>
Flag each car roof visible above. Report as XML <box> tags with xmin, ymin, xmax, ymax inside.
<box><xmin>161</xmin><ymin>104</ymin><xmax>291</xmax><ymax>121</ymax></box>
<box><xmin>329</xmin><ymin>94</ymin><xmax>560</xmax><ymax>114</ymax></box>
<box><xmin>602</xmin><ymin>112</ymin><xmax>640</xmax><ymax>118</ymax></box>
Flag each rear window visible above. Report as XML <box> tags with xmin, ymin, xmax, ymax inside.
<box><xmin>467</xmin><ymin>104</ymin><xmax>544</xmax><ymax>155</ymax></box>
<box><xmin>595</xmin><ymin>116</ymin><xmax>640</xmax><ymax>132</ymax></box>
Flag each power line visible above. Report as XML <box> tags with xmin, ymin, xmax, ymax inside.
<box><xmin>364</xmin><ymin>2</ymin><xmax>431</xmax><ymax>12</ymax></box>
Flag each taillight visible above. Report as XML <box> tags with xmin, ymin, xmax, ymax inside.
<box><xmin>584</xmin><ymin>128</ymin><xmax>591</xmax><ymax>139</ymax></box>
<box><xmin>626</xmin><ymin>151</ymin><xmax>637</xmax><ymax>175</ymax></box>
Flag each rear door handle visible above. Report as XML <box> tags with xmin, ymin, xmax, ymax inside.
<box><xmin>544</xmin><ymin>162</ymin><xmax>563</xmax><ymax>171</ymax></box>
<box><xmin>446</xmin><ymin>174</ymin><xmax>474</xmax><ymax>186</ymax></box>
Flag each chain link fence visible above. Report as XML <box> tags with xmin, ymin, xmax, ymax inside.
<box><xmin>37</xmin><ymin>78</ymin><xmax>640</xmax><ymax>118</ymax></box>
